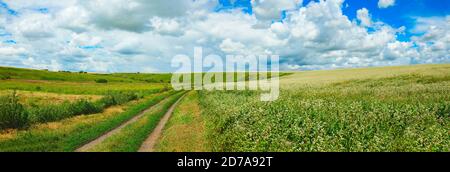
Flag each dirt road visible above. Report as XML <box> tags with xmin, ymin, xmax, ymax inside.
<box><xmin>138</xmin><ymin>93</ymin><xmax>187</xmax><ymax>152</ymax></box>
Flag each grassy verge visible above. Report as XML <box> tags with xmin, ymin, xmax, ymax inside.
<box><xmin>154</xmin><ymin>91</ymin><xmax>209</xmax><ymax>152</ymax></box>
<box><xmin>87</xmin><ymin>92</ymin><xmax>186</xmax><ymax>152</ymax></box>
<box><xmin>0</xmin><ymin>91</ymin><xmax>176</xmax><ymax>152</ymax></box>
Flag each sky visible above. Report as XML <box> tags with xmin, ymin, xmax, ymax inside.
<box><xmin>0</xmin><ymin>0</ymin><xmax>448</xmax><ymax>72</ymax></box>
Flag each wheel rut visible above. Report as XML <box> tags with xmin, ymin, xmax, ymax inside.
<box><xmin>138</xmin><ymin>93</ymin><xmax>187</xmax><ymax>152</ymax></box>
<box><xmin>75</xmin><ymin>95</ymin><xmax>171</xmax><ymax>152</ymax></box>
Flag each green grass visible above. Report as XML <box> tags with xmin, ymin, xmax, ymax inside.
<box><xmin>1</xmin><ymin>64</ymin><xmax>449</xmax><ymax>152</ymax></box>
<box><xmin>0</xmin><ymin>66</ymin><xmax>288</xmax><ymax>96</ymax></box>
<box><xmin>87</xmin><ymin>92</ymin><xmax>186</xmax><ymax>152</ymax></box>
<box><xmin>0</xmin><ymin>91</ymin><xmax>141</xmax><ymax>128</ymax></box>
<box><xmin>155</xmin><ymin>91</ymin><xmax>210</xmax><ymax>152</ymax></box>
<box><xmin>0</xmin><ymin>66</ymin><xmax>172</xmax><ymax>96</ymax></box>
<box><xmin>0</xmin><ymin>79</ymin><xmax>166</xmax><ymax>95</ymax></box>
<box><xmin>175</xmin><ymin>72</ymin><xmax>292</xmax><ymax>83</ymax></box>
<box><xmin>28</xmin><ymin>91</ymin><xmax>140</xmax><ymax>124</ymax></box>
<box><xmin>0</xmin><ymin>66</ymin><xmax>171</xmax><ymax>83</ymax></box>
<box><xmin>111</xmin><ymin>73</ymin><xmax>172</xmax><ymax>83</ymax></box>
<box><xmin>0</xmin><ymin>91</ymin><xmax>177</xmax><ymax>152</ymax></box>
<box><xmin>0</xmin><ymin>92</ymin><xmax>28</xmax><ymax>130</ymax></box>
<box><xmin>199</xmin><ymin>64</ymin><xmax>450</xmax><ymax>152</ymax></box>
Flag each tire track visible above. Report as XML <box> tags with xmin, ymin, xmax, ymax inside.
<box><xmin>138</xmin><ymin>93</ymin><xmax>187</xmax><ymax>152</ymax></box>
<box><xmin>75</xmin><ymin>95</ymin><xmax>172</xmax><ymax>152</ymax></box>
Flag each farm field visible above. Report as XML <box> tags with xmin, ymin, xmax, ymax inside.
<box><xmin>197</xmin><ymin>64</ymin><xmax>450</xmax><ymax>152</ymax></box>
<box><xmin>0</xmin><ymin>91</ymin><xmax>177</xmax><ymax>151</ymax></box>
<box><xmin>0</xmin><ymin>90</ymin><xmax>101</xmax><ymax>107</ymax></box>
<box><xmin>0</xmin><ymin>64</ymin><xmax>449</xmax><ymax>152</ymax></box>
<box><xmin>0</xmin><ymin>66</ymin><xmax>181</xmax><ymax>151</ymax></box>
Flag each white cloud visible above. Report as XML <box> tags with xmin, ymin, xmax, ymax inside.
<box><xmin>220</xmin><ymin>38</ymin><xmax>246</xmax><ymax>53</ymax></box>
<box><xmin>82</xmin><ymin>0</ymin><xmax>216</xmax><ymax>33</ymax></box>
<box><xmin>56</xmin><ymin>5</ymin><xmax>91</xmax><ymax>33</ymax></box>
<box><xmin>410</xmin><ymin>16</ymin><xmax>450</xmax><ymax>64</ymax></box>
<box><xmin>270</xmin><ymin>22</ymin><xmax>290</xmax><ymax>38</ymax></box>
<box><xmin>10</xmin><ymin>13</ymin><xmax>55</xmax><ymax>40</ymax></box>
<box><xmin>356</xmin><ymin>8</ymin><xmax>372</xmax><ymax>27</ymax></box>
<box><xmin>149</xmin><ymin>17</ymin><xmax>185</xmax><ymax>36</ymax></box>
<box><xmin>0</xmin><ymin>46</ymin><xmax>27</xmax><ymax>56</ymax></box>
<box><xmin>112</xmin><ymin>37</ymin><xmax>143</xmax><ymax>55</ymax></box>
<box><xmin>84</xmin><ymin>0</ymin><xmax>192</xmax><ymax>32</ymax></box>
<box><xmin>271</xmin><ymin>0</ymin><xmax>411</xmax><ymax>69</ymax></box>
<box><xmin>251</xmin><ymin>0</ymin><xmax>301</xmax><ymax>21</ymax></box>
<box><xmin>22</xmin><ymin>57</ymin><xmax>62</xmax><ymax>71</ymax></box>
<box><xmin>378</xmin><ymin>0</ymin><xmax>395</xmax><ymax>9</ymax></box>
<box><xmin>0</xmin><ymin>0</ymin><xmax>448</xmax><ymax>72</ymax></box>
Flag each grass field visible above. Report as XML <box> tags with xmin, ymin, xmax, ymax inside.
<box><xmin>0</xmin><ymin>66</ymin><xmax>172</xmax><ymax>83</ymax></box>
<box><xmin>198</xmin><ymin>64</ymin><xmax>450</xmax><ymax>152</ymax></box>
<box><xmin>0</xmin><ymin>66</ymin><xmax>180</xmax><ymax>151</ymax></box>
<box><xmin>0</xmin><ymin>66</ymin><xmax>170</xmax><ymax>97</ymax></box>
<box><xmin>0</xmin><ymin>79</ymin><xmax>167</xmax><ymax>95</ymax></box>
<box><xmin>0</xmin><ymin>91</ymin><xmax>177</xmax><ymax>151</ymax></box>
<box><xmin>0</xmin><ymin>64</ymin><xmax>449</xmax><ymax>152</ymax></box>
<box><xmin>0</xmin><ymin>90</ymin><xmax>101</xmax><ymax>107</ymax></box>
<box><xmin>155</xmin><ymin>91</ymin><xmax>209</xmax><ymax>152</ymax></box>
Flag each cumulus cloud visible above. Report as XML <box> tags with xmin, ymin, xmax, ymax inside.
<box><xmin>82</xmin><ymin>0</ymin><xmax>217</xmax><ymax>33</ymax></box>
<box><xmin>220</xmin><ymin>38</ymin><xmax>246</xmax><ymax>53</ymax></box>
<box><xmin>356</xmin><ymin>8</ymin><xmax>372</xmax><ymax>27</ymax></box>
<box><xmin>10</xmin><ymin>13</ymin><xmax>55</xmax><ymax>40</ymax></box>
<box><xmin>251</xmin><ymin>0</ymin><xmax>301</xmax><ymax>22</ymax></box>
<box><xmin>83</xmin><ymin>0</ymin><xmax>191</xmax><ymax>32</ymax></box>
<box><xmin>56</xmin><ymin>5</ymin><xmax>91</xmax><ymax>33</ymax></box>
<box><xmin>378</xmin><ymin>0</ymin><xmax>395</xmax><ymax>9</ymax></box>
<box><xmin>0</xmin><ymin>0</ymin><xmax>448</xmax><ymax>72</ymax></box>
<box><xmin>149</xmin><ymin>17</ymin><xmax>185</xmax><ymax>36</ymax></box>
<box><xmin>0</xmin><ymin>46</ymin><xmax>27</xmax><ymax>56</ymax></box>
<box><xmin>410</xmin><ymin>16</ymin><xmax>450</xmax><ymax>63</ymax></box>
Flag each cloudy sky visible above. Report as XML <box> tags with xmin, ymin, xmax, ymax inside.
<box><xmin>0</xmin><ymin>0</ymin><xmax>448</xmax><ymax>72</ymax></box>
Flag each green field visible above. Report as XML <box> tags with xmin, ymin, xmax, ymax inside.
<box><xmin>0</xmin><ymin>66</ymin><xmax>172</xmax><ymax>83</ymax></box>
<box><xmin>0</xmin><ymin>64</ymin><xmax>449</xmax><ymax>152</ymax></box>
<box><xmin>0</xmin><ymin>66</ymin><xmax>178</xmax><ymax>151</ymax></box>
<box><xmin>198</xmin><ymin>64</ymin><xmax>450</xmax><ymax>152</ymax></box>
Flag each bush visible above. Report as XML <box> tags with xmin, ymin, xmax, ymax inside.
<box><xmin>98</xmin><ymin>94</ymin><xmax>116</xmax><ymax>108</ymax></box>
<box><xmin>0</xmin><ymin>92</ymin><xmax>29</xmax><ymax>129</ymax></box>
<box><xmin>95</xmin><ymin>79</ymin><xmax>108</xmax><ymax>83</ymax></box>
<box><xmin>98</xmin><ymin>92</ymin><xmax>138</xmax><ymax>108</ymax></box>
<box><xmin>29</xmin><ymin>103</ymin><xmax>70</xmax><ymax>123</ymax></box>
<box><xmin>1</xmin><ymin>91</ymin><xmax>139</xmax><ymax>125</ymax></box>
<box><xmin>29</xmin><ymin>99</ymin><xmax>103</xmax><ymax>124</ymax></box>
<box><xmin>0</xmin><ymin>75</ymin><xmax>11</xmax><ymax>80</ymax></box>
<box><xmin>162</xmin><ymin>85</ymin><xmax>170</xmax><ymax>92</ymax></box>
<box><xmin>113</xmin><ymin>92</ymin><xmax>138</xmax><ymax>105</ymax></box>
<box><xmin>68</xmin><ymin>99</ymin><xmax>102</xmax><ymax>115</ymax></box>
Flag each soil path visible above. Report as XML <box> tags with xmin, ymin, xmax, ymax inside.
<box><xmin>138</xmin><ymin>93</ymin><xmax>187</xmax><ymax>152</ymax></box>
<box><xmin>75</xmin><ymin>97</ymin><xmax>168</xmax><ymax>152</ymax></box>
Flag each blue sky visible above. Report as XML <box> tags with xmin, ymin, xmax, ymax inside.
<box><xmin>341</xmin><ymin>0</ymin><xmax>450</xmax><ymax>41</ymax></box>
<box><xmin>217</xmin><ymin>0</ymin><xmax>450</xmax><ymax>41</ymax></box>
<box><xmin>0</xmin><ymin>0</ymin><xmax>449</xmax><ymax>72</ymax></box>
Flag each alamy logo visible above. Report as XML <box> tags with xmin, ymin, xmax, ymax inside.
<box><xmin>171</xmin><ymin>47</ymin><xmax>280</xmax><ymax>101</ymax></box>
